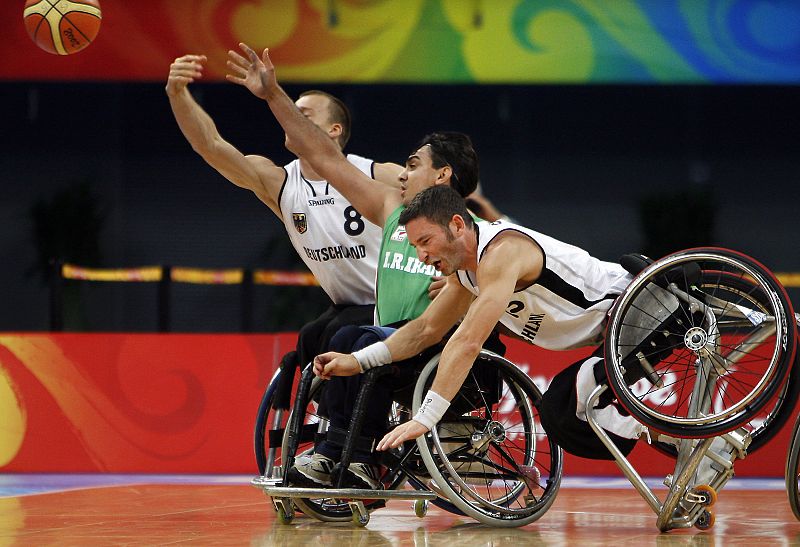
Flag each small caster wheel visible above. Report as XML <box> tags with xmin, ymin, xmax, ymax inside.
<box><xmin>275</xmin><ymin>499</ymin><xmax>294</xmax><ymax>525</ymax></box>
<box><xmin>350</xmin><ymin>500</ymin><xmax>370</xmax><ymax>527</ymax></box>
<box><xmin>692</xmin><ymin>484</ymin><xmax>717</xmax><ymax>507</ymax></box>
<box><xmin>695</xmin><ymin>509</ymin><xmax>715</xmax><ymax>530</ymax></box>
<box><xmin>414</xmin><ymin>499</ymin><xmax>428</xmax><ymax>518</ymax></box>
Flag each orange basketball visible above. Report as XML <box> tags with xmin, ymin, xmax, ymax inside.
<box><xmin>24</xmin><ymin>0</ymin><xmax>102</xmax><ymax>55</ymax></box>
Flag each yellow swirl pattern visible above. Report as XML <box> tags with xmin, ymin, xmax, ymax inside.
<box><xmin>444</xmin><ymin>2</ymin><xmax>594</xmax><ymax>82</ymax></box>
<box><xmin>0</xmin><ymin>366</ymin><xmax>25</xmax><ymax>467</ymax></box>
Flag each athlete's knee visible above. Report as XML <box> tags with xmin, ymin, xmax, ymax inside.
<box><xmin>328</xmin><ymin>325</ymin><xmax>367</xmax><ymax>353</ymax></box>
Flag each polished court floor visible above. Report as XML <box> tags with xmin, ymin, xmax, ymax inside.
<box><xmin>1</xmin><ymin>475</ymin><xmax>797</xmax><ymax>545</ymax></box>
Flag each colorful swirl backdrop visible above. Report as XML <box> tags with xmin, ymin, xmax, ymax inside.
<box><xmin>3</xmin><ymin>0</ymin><xmax>799</xmax><ymax>83</ymax></box>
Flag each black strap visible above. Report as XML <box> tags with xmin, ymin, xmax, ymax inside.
<box><xmin>267</xmin><ymin>423</ymin><xmax>316</xmax><ymax>448</ymax></box>
<box><xmin>325</xmin><ymin>425</ymin><xmax>378</xmax><ymax>453</ymax></box>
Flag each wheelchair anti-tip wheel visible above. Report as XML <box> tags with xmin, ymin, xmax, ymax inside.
<box><xmin>414</xmin><ymin>350</ymin><xmax>563</xmax><ymax>527</ymax></box>
<box><xmin>605</xmin><ymin>248</ymin><xmax>797</xmax><ymax>438</ymax></box>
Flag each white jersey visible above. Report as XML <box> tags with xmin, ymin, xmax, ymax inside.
<box><xmin>456</xmin><ymin>220</ymin><xmax>632</xmax><ymax>350</ymax></box>
<box><xmin>279</xmin><ymin>154</ymin><xmax>383</xmax><ymax>305</ymax></box>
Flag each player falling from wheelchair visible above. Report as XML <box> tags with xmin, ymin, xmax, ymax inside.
<box><xmin>230</xmin><ymin>43</ymin><xmax>735</xmax><ymax>491</ymax></box>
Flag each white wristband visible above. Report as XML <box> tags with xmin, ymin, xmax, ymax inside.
<box><xmin>413</xmin><ymin>390</ymin><xmax>450</xmax><ymax>430</ymax></box>
<box><xmin>352</xmin><ymin>341</ymin><xmax>392</xmax><ymax>372</ymax></box>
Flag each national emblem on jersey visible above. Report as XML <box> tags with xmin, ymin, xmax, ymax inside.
<box><xmin>390</xmin><ymin>226</ymin><xmax>407</xmax><ymax>242</ymax></box>
<box><xmin>292</xmin><ymin>213</ymin><xmax>307</xmax><ymax>234</ymax></box>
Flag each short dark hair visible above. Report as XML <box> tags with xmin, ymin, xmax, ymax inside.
<box><xmin>299</xmin><ymin>90</ymin><xmax>352</xmax><ymax>148</ymax></box>
<box><xmin>415</xmin><ymin>132</ymin><xmax>479</xmax><ymax>197</ymax></box>
<box><xmin>399</xmin><ymin>185</ymin><xmax>475</xmax><ymax>231</ymax></box>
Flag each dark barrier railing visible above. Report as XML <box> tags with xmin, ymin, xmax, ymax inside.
<box><xmin>49</xmin><ymin>260</ymin><xmax>319</xmax><ymax>332</ymax></box>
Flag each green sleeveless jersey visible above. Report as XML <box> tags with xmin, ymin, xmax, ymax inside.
<box><xmin>375</xmin><ymin>206</ymin><xmax>441</xmax><ymax>326</ymax></box>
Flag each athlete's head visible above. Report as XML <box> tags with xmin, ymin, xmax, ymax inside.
<box><xmin>399</xmin><ymin>185</ymin><xmax>475</xmax><ymax>275</ymax></box>
<box><xmin>398</xmin><ymin>132</ymin><xmax>479</xmax><ymax>205</ymax></box>
<box><xmin>291</xmin><ymin>90</ymin><xmax>352</xmax><ymax>150</ymax></box>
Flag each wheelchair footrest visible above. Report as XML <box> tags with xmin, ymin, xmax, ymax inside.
<box><xmin>252</xmin><ymin>483</ymin><xmax>438</xmax><ymax>502</ymax></box>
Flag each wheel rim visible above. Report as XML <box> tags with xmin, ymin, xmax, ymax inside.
<box><xmin>606</xmin><ymin>250</ymin><xmax>794</xmax><ymax>434</ymax></box>
<box><xmin>415</xmin><ymin>351</ymin><xmax>562</xmax><ymax>525</ymax></box>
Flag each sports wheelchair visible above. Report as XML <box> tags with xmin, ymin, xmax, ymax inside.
<box><xmin>252</xmin><ymin>247</ymin><xmax>797</xmax><ymax>530</ymax></box>
<box><xmin>252</xmin><ymin>348</ymin><xmax>563</xmax><ymax>527</ymax></box>
<box><xmin>594</xmin><ymin>248</ymin><xmax>797</xmax><ymax>531</ymax></box>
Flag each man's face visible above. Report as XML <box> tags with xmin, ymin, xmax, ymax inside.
<box><xmin>288</xmin><ymin>94</ymin><xmax>337</xmax><ymax>148</ymax></box>
<box><xmin>406</xmin><ymin>216</ymin><xmax>464</xmax><ymax>276</ymax></box>
<box><xmin>398</xmin><ymin>145</ymin><xmax>450</xmax><ymax>206</ymax></box>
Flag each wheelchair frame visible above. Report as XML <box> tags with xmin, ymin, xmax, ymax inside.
<box><xmin>252</xmin><ymin>247</ymin><xmax>797</xmax><ymax>530</ymax></box>
<box><xmin>252</xmin><ymin>349</ymin><xmax>563</xmax><ymax>527</ymax></box>
<box><xmin>592</xmin><ymin>249</ymin><xmax>797</xmax><ymax>531</ymax></box>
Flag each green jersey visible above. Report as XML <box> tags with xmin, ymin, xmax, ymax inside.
<box><xmin>375</xmin><ymin>206</ymin><xmax>441</xmax><ymax>326</ymax></box>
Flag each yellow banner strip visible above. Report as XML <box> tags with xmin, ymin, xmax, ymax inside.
<box><xmin>777</xmin><ymin>273</ymin><xmax>800</xmax><ymax>288</ymax></box>
<box><xmin>62</xmin><ymin>263</ymin><xmax>320</xmax><ymax>286</ymax></box>
<box><xmin>62</xmin><ymin>264</ymin><xmax>163</xmax><ymax>282</ymax></box>
<box><xmin>171</xmin><ymin>267</ymin><xmax>243</xmax><ymax>285</ymax></box>
<box><xmin>253</xmin><ymin>270</ymin><xmax>319</xmax><ymax>287</ymax></box>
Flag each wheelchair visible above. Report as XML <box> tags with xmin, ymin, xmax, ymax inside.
<box><xmin>253</xmin><ymin>247</ymin><xmax>796</xmax><ymax>530</ymax></box>
<box><xmin>252</xmin><ymin>348</ymin><xmax>563</xmax><ymax>527</ymax></box>
<box><xmin>591</xmin><ymin>247</ymin><xmax>797</xmax><ymax>531</ymax></box>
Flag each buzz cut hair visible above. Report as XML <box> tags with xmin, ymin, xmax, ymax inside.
<box><xmin>299</xmin><ymin>90</ymin><xmax>352</xmax><ymax>148</ymax></box>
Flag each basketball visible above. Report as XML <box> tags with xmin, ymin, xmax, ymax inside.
<box><xmin>23</xmin><ymin>0</ymin><xmax>102</xmax><ymax>55</ymax></box>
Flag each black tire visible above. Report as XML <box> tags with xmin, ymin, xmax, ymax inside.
<box><xmin>254</xmin><ymin>368</ymin><xmax>282</xmax><ymax>476</ymax></box>
<box><xmin>414</xmin><ymin>350</ymin><xmax>563</xmax><ymax>527</ymax></box>
<box><xmin>785</xmin><ymin>412</ymin><xmax>800</xmax><ymax>520</ymax></box>
<box><xmin>605</xmin><ymin>248</ymin><xmax>797</xmax><ymax>438</ymax></box>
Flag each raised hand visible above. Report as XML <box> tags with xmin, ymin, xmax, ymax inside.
<box><xmin>166</xmin><ymin>54</ymin><xmax>206</xmax><ymax>96</ymax></box>
<box><xmin>226</xmin><ymin>42</ymin><xmax>277</xmax><ymax>100</ymax></box>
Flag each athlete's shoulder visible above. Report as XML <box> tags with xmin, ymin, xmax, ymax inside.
<box><xmin>345</xmin><ymin>153</ymin><xmax>373</xmax><ymax>163</ymax></box>
<box><xmin>344</xmin><ymin>153</ymin><xmax>374</xmax><ymax>173</ymax></box>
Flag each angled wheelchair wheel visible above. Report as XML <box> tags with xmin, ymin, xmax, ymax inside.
<box><xmin>605</xmin><ymin>248</ymin><xmax>797</xmax><ymax>438</ymax></box>
<box><xmin>254</xmin><ymin>368</ymin><xmax>284</xmax><ymax>477</ymax></box>
<box><xmin>254</xmin><ymin>351</ymin><xmax>304</xmax><ymax>477</ymax></box>
<box><xmin>785</xmin><ymin>413</ymin><xmax>800</xmax><ymax>520</ymax></box>
<box><xmin>414</xmin><ymin>350</ymin><xmax>563</xmax><ymax>527</ymax></box>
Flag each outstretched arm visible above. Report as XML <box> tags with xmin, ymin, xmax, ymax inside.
<box><xmin>377</xmin><ymin>235</ymin><xmax>543</xmax><ymax>450</ymax></box>
<box><xmin>166</xmin><ymin>54</ymin><xmax>285</xmax><ymax>215</ymax></box>
<box><xmin>313</xmin><ymin>275</ymin><xmax>472</xmax><ymax>379</ymax></box>
<box><xmin>225</xmin><ymin>43</ymin><xmax>400</xmax><ymax>228</ymax></box>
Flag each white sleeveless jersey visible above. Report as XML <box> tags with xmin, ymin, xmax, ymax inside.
<box><xmin>456</xmin><ymin>220</ymin><xmax>632</xmax><ymax>350</ymax></box>
<box><xmin>279</xmin><ymin>154</ymin><xmax>382</xmax><ymax>305</ymax></box>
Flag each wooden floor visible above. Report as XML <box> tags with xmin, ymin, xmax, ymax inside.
<box><xmin>1</xmin><ymin>477</ymin><xmax>798</xmax><ymax>545</ymax></box>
